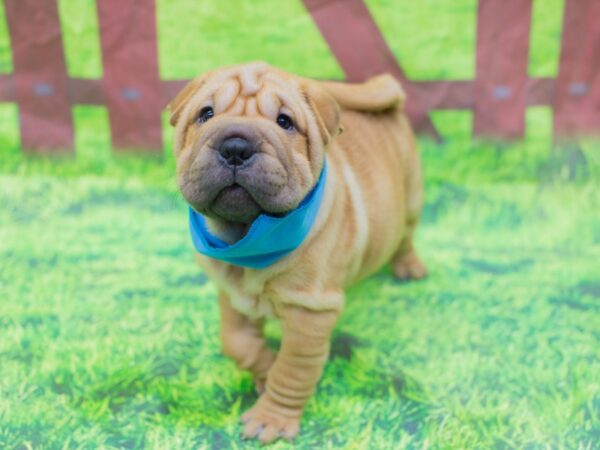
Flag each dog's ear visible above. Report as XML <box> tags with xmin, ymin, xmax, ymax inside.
<box><xmin>302</xmin><ymin>82</ymin><xmax>340</xmax><ymax>146</ymax></box>
<box><xmin>167</xmin><ymin>73</ymin><xmax>211</xmax><ymax>127</ymax></box>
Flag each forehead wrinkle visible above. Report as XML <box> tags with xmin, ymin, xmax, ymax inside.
<box><xmin>256</xmin><ymin>88</ymin><xmax>281</xmax><ymax>119</ymax></box>
<box><xmin>227</xmin><ymin>97</ymin><xmax>245</xmax><ymax>115</ymax></box>
<box><xmin>239</xmin><ymin>65</ymin><xmax>265</xmax><ymax>96</ymax></box>
<box><xmin>261</xmin><ymin>72</ymin><xmax>293</xmax><ymax>89</ymax></box>
<box><xmin>179</xmin><ymin>70</ymin><xmax>234</xmax><ymax>125</ymax></box>
<box><xmin>247</xmin><ymin>78</ymin><xmax>309</xmax><ymax>133</ymax></box>
<box><xmin>245</xmin><ymin>97</ymin><xmax>258</xmax><ymax>116</ymax></box>
<box><xmin>276</xmin><ymin>88</ymin><xmax>306</xmax><ymax>128</ymax></box>
<box><xmin>214</xmin><ymin>78</ymin><xmax>240</xmax><ymax>113</ymax></box>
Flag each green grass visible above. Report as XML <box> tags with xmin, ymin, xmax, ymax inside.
<box><xmin>1</xmin><ymin>1</ymin><xmax>599</xmax><ymax>449</ymax></box>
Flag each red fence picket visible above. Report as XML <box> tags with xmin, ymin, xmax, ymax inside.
<box><xmin>0</xmin><ymin>73</ymin><xmax>14</xmax><ymax>102</ymax></box>
<box><xmin>96</xmin><ymin>0</ymin><xmax>163</xmax><ymax>152</ymax></box>
<box><xmin>4</xmin><ymin>0</ymin><xmax>74</xmax><ymax>152</ymax></box>
<box><xmin>302</xmin><ymin>0</ymin><xmax>440</xmax><ymax>140</ymax></box>
<box><xmin>554</xmin><ymin>0</ymin><xmax>600</xmax><ymax>137</ymax></box>
<box><xmin>473</xmin><ymin>0</ymin><xmax>533</xmax><ymax>138</ymax></box>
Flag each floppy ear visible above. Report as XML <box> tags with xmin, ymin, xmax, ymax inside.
<box><xmin>167</xmin><ymin>73</ymin><xmax>210</xmax><ymax>127</ymax></box>
<box><xmin>302</xmin><ymin>82</ymin><xmax>341</xmax><ymax>146</ymax></box>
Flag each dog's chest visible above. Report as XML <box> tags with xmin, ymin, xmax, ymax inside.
<box><xmin>229</xmin><ymin>276</ymin><xmax>274</xmax><ymax>319</ymax></box>
<box><xmin>211</xmin><ymin>262</ymin><xmax>276</xmax><ymax>319</ymax></box>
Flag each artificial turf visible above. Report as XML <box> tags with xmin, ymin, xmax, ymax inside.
<box><xmin>1</xmin><ymin>0</ymin><xmax>599</xmax><ymax>448</ymax></box>
<box><xmin>1</xmin><ymin>129</ymin><xmax>598</xmax><ymax>448</ymax></box>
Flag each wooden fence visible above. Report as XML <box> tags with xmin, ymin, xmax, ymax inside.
<box><xmin>0</xmin><ymin>0</ymin><xmax>598</xmax><ymax>153</ymax></box>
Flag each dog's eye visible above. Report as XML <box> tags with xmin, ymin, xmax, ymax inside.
<box><xmin>197</xmin><ymin>106</ymin><xmax>214</xmax><ymax>124</ymax></box>
<box><xmin>276</xmin><ymin>113</ymin><xmax>294</xmax><ymax>130</ymax></box>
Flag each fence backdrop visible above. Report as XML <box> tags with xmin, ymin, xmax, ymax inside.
<box><xmin>0</xmin><ymin>0</ymin><xmax>598</xmax><ymax>153</ymax></box>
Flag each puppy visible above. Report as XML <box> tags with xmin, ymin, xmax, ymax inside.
<box><xmin>168</xmin><ymin>62</ymin><xmax>427</xmax><ymax>443</ymax></box>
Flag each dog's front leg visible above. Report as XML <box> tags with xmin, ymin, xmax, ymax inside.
<box><xmin>241</xmin><ymin>302</ymin><xmax>339</xmax><ymax>443</ymax></box>
<box><xmin>219</xmin><ymin>291</ymin><xmax>276</xmax><ymax>393</ymax></box>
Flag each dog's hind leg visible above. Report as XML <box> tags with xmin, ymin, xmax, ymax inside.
<box><xmin>392</xmin><ymin>146</ymin><xmax>427</xmax><ymax>281</ymax></box>
<box><xmin>392</xmin><ymin>216</ymin><xmax>428</xmax><ymax>281</ymax></box>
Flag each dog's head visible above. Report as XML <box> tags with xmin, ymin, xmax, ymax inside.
<box><xmin>168</xmin><ymin>62</ymin><xmax>340</xmax><ymax>233</ymax></box>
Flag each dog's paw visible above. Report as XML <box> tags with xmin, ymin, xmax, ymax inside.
<box><xmin>393</xmin><ymin>252</ymin><xmax>428</xmax><ymax>281</ymax></box>
<box><xmin>241</xmin><ymin>399</ymin><xmax>301</xmax><ymax>444</ymax></box>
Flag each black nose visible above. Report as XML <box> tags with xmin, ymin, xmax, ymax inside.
<box><xmin>217</xmin><ymin>137</ymin><xmax>256</xmax><ymax>167</ymax></box>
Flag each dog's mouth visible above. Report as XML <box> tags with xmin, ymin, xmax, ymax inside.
<box><xmin>208</xmin><ymin>183</ymin><xmax>263</xmax><ymax>224</ymax></box>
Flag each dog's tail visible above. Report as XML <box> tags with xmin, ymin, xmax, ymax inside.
<box><xmin>317</xmin><ymin>74</ymin><xmax>405</xmax><ymax>113</ymax></box>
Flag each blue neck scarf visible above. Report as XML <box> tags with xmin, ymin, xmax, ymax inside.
<box><xmin>188</xmin><ymin>161</ymin><xmax>328</xmax><ymax>269</ymax></box>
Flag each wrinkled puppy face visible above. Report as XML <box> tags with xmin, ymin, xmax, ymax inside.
<box><xmin>169</xmin><ymin>62</ymin><xmax>339</xmax><ymax>227</ymax></box>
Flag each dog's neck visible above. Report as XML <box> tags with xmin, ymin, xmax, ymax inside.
<box><xmin>187</xmin><ymin>160</ymin><xmax>330</xmax><ymax>269</ymax></box>
<box><xmin>205</xmin><ymin>217</ymin><xmax>251</xmax><ymax>244</ymax></box>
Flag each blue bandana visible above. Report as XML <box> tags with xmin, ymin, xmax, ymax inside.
<box><xmin>188</xmin><ymin>161</ymin><xmax>328</xmax><ymax>269</ymax></box>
